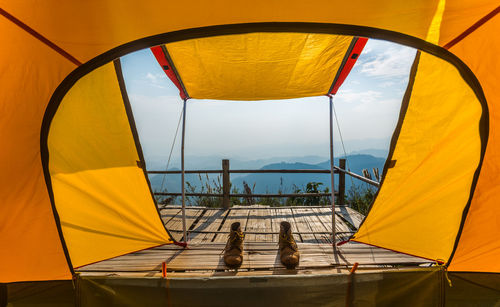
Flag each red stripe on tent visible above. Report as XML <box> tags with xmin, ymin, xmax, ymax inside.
<box><xmin>329</xmin><ymin>37</ymin><xmax>368</xmax><ymax>95</ymax></box>
<box><xmin>150</xmin><ymin>46</ymin><xmax>188</xmax><ymax>100</ymax></box>
<box><xmin>443</xmin><ymin>5</ymin><xmax>500</xmax><ymax>50</ymax></box>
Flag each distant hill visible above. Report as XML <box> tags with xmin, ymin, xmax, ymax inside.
<box><xmin>348</xmin><ymin>148</ymin><xmax>389</xmax><ymax>158</ymax></box>
<box><xmin>316</xmin><ymin>154</ymin><xmax>386</xmax><ymax>174</ymax></box>
<box><xmin>148</xmin><ymin>154</ymin><xmax>385</xmax><ymax>194</ymax></box>
<box><xmin>145</xmin><ymin>154</ymin><xmax>329</xmax><ymax>173</ymax></box>
<box><xmin>232</xmin><ymin>154</ymin><xmax>384</xmax><ymax>193</ymax></box>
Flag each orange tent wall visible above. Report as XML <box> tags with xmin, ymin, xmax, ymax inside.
<box><xmin>0</xmin><ymin>0</ymin><xmax>443</xmax><ymax>282</ymax></box>
<box><xmin>0</xmin><ymin>12</ymin><xmax>74</xmax><ymax>282</ymax></box>
<box><xmin>0</xmin><ymin>1</ymin><xmax>498</xmax><ymax>282</ymax></box>
<box><xmin>445</xmin><ymin>10</ymin><xmax>500</xmax><ymax>272</ymax></box>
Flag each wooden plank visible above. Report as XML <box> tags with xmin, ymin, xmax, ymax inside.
<box><xmin>261</xmin><ymin>206</ymin><xmax>274</xmax><ymax>242</ymax></box>
<box><xmin>168</xmin><ymin>247</ymin><xmax>250</xmax><ymax>270</ymax></box>
<box><xmin>310</xmin><ymin>207</ymin><xmax>333</xmax><ymax>243</ymax></box>
<box><xmin>317</xmin><ymin>208</ymin><xmax>353</xmax><ymax>231</ymax></box>
<box><xmin>166</xmin><ymin>208</ymin><xmax>204</xmax><ymax>241</ymax></box>
<box><xmin>160</xmin><ymin>208</ymin><xmax>181</xmax><ymax>225</ymax></box>
<box><xmin>188</xmin><ymin>209</ymin><xmax>215</xmax><ymax>243</ymax></box>
<box><xmin>164</xmin><ymin>210</ymin><xmax>183</xmax><ymax>242</ymax></box>
<box><xmin>213</xmin><ymin>207</ymin><xmax>249</xmax><ymax>242</ymax></box>
<box><xmin>84</xmin><ymin>205</ymin><xmax>418</xmax><ymax>278</ymax></box>
<box><xmin>344</xmin><ymin>207</ymin><xmax>364</xmax><ymax>228</ymax></box>
<box><xmin>245</xmin><ymin>205</ymin><xmax>273</xmax><ymax>242</ymax></box>
<box><xmin>192</xmin><ymin>209</ymin><xmax>229</xmax><ymax>243</ymax></box>
<box><xmin>162</xmin><ymin>206</ymin><xmax>362</xmax><ymax>242</ymax></box>
<box><xmin>300</xmin><ymin>207</ymin><xmax>331</xmax><ymax>244</ymax></box>
<box><xmin>78</xmin><ymin>242</ymin><xmax>430</xmax><ymax>275</ymax></box>
<box><xmin>245</xmin><ymin>243</ymin><xmax>337</xmax><ymax>269</ymax></box>
<box><xmin>313</xmin><ymin>207</ymin><xmax>353</xmax><ymax>242</ymax></box>
<box><xmin>272</xmin><ymin>207</ymin><xmax>298</xmax><ymax>242</ymax></box>
<box><xmin>335</xmin><ymin>206</ymin><xmax>364</xmax><ymax>229</ymax></box>
<box><xmin>293</xmin><ymin>208</ymin><xmax>317</xmax><ymax>243</ymax></box>
<box><xmin>291</xmin><ymin>208</ymin><xmax>317</xmax><ymax>243</ymax></box>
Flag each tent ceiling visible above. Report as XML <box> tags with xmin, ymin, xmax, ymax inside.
<box><xmin>152</xmin><ymin>33</ymin><xmax>366</xmax><ymax>101</ymax></box>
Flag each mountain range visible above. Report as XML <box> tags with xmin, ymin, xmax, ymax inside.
<box><xmin>148</xmin><ymin>154</ymin><xmax>385</xmax><ymax>194</ymax></box>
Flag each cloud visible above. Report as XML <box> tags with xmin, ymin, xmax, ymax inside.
<box><xmin>144</xmin><ymin>72</ymin><xmax>167</xmax><ymax>89</ymax></box>
<box><xmin>360</xmin><ymin>47</ymin><xmax>416</xmax><ymax>78</ymax></box>
<box><xmin>353</xmin><ymin>98</ymin><xmax>400</xmax><ymax>112</ymax></box>
<box><xmin>129</xmin><ymin>94</ymin><xmax>181</xmax><ymax>104</ymax></box>
<box><xmin>361</xmin><ymin>47</ymin><xmax>373</xmax><ymax>54</ymax></box>
<box><xmin>379</xmin><ymin>81</ymin><xmax>395</xmax><ymax>88</ymax></box>
<box><xmin>335</xmin><ymin>89</ymin><xmax>383</xmax><ymax>104</ymax></box>
<box><xmin>145</xmin><ymin>72</ymin><xmax>159</xmax><ymax>82</ymax></box>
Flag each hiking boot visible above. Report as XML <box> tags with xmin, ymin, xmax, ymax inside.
<box><xmin>279</xmin><ymin>221</ymin><xmax>300</xmax><ymax>269</ymax></box>
<box><xmin>223</xmin><ymin>222</ymin><xmax>245</xmax><ymax>268</ymax></box>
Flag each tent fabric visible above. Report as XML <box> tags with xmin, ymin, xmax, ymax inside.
<box><xmin>446</xmin><ymin>12</ymin><xmax>500</xmax><ymax>272</ymax></box>
<box><xmin>47</xmin><ymin>61</ymin><xmax>171</xmax><ymax>268</ymax></box>
<box><xmin>0</xmin><ymin>9</ymin><xmax>74</xmax><ymax>283</ymax></box>
<box><xmin>150</xmin><ymin>46</ymin><xmax>189</xmax><ymax>100</ymax></box>
<box><xmin>0</xmin><ymin>0</ymin><xmax>499</xmax><ymax>282</ymax></box>
<box><xmin>328</xmin><ymin>37</ymin><xmax>369</xmax><ymax>95</ymax></box>
<box><xmin>5</xmin><ymin>270</ymin><xmax>500</xmax><ymax>306</ymax></box>
<box><xmin>162</xmin><ymin>33</ymin><xmax>353</xmax><ymax>100</ymax></box>
<box><xmin>352</xmin><ymin>51</ymin><xmax>483</xmax><ymax>262</ymax></box>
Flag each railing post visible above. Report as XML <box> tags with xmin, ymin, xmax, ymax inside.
<box><xmin>339</xmin><ymin>159</ymin><xmax>346</xmax><ymax>206</ymax></box>
<box><xmin>222</xmin><ymin>159</ymin><xmax>230</xmax><ymax>209</ymax></box>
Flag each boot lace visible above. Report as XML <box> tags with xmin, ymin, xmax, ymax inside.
<box><xmin>279</xmin><ymin>233</ymin><xmax>297</xmax><ymax>251</ymax></box>
<box><xmin>222</xmin><ymin>231</ymin><xmax>245</xmax><ymax>254</ymax></box>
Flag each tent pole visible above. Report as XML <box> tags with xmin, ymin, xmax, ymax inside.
<box><xmin>329</xmin><ymin>95</ymin><xmax>337</xmax><ymax>253</ymax></box>
<box><xmin>181</xmin><ymin>98</ymin><xmax>188</xmax><ymax>244</ymax></box>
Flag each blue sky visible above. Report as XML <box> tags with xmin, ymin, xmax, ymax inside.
<box><xmin>121</xmin><ymin>38</ymin><xmax>416</xmax><ymax>164</ymax></box>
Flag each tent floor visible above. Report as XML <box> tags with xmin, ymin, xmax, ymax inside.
<box><xmin>8</xmin><ymin>270</ymin><xmax>500</xmax><ymax>306</ymax></box>
<box><xmin>78</xmin><ymin>205</ymin><xmax>431</xmax><ymax>277</ymax></box>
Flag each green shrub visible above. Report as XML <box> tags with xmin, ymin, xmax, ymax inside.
<box><xmin>346</xmin><ymin>184</ymin><xmax>376</xmax><ymax>215</ymax></box>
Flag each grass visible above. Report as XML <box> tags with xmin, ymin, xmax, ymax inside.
<box><xmin>346</xmin><ymin>184</ymin><xmax>376</xmax><ymax>215</ymax></box>
<box><xmin>156</xmin><ymin>175</ymin><xmax>377</xmax><ymax>213</ymax></box>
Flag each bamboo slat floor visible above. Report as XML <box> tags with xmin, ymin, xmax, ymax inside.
<box><xmin>77</xmin><ymin>205</ymin><xmax>433</xmax><ymax>278</ymax></box>
<box><xmin>163</xmin><ymin>205</ymin><xmax>361</xmax><ymax>243</ymax></box>
<box><xmin>78</xmin><ymin>242</ymin><xmax>430</xmax><ymax>277</ymax></box>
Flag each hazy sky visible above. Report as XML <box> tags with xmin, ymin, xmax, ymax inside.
<box><xmin>121</xmin><ymin>38</ymin><xmax>416</xmax><ymax>163</ymax></box>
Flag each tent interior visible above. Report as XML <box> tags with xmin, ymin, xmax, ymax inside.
<box><xmin>43</xmin><ymin>30</ymin><xmax>484</xmax><ymax>270</ymax></box>
<box><xmin>1</xmin><ymin>1</ymin><xmax>499</xmax><ymax>303</ymax></box>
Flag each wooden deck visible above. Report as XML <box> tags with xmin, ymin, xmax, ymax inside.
<box><xmin>78</xmin><ymin>205</ymin><xmax>432</xmax><ymax>277</ymax></box>
<box><xmin>161</xmin><ymin>205</ymin><xmax>363</xmax><ymax>243</ymax></box>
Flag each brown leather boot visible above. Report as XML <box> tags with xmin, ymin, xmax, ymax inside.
<box><xmin>279</xmin><ymin>221</ymin><xmax>300</xmax><ymax>269</ymax></box>
<box><xmin>223</xmin><ymin>222</ymin><xmax>245</xmax><ymax>268</ymax></box>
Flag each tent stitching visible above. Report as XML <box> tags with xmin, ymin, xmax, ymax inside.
<box><xmin>0</xmin><ymin>8</ymin><xmax>81</xmax><ymax>66</ymax></box>
<box><xmin>444</xmin><ymin>5</ymin><xmax>500</xmax><ymax>49</ymax></box>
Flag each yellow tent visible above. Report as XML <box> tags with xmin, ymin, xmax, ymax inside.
<box><xmin>0</xmin><ymin>1</ymin><xmax>498</xmax><ymax>283</ymax></box>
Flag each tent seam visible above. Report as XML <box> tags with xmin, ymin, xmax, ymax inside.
<box><xmin>352</xmin><ymin>51</ymin><xmax>421</xmax><ymax>240</ymax></box>
<box><xmin>327</xmin><ymin>37</ymin><xmax>358</xmax><ymax>95</ymax></box>
<box><xmin>113</xmin><ymin>59</ymin><xmax>178</xmax><ymax>244</ymax></box>
<box><xmin>0</xmin><ymin>8</ymin><xmax>81</xmax><ymax>66</ymax></box>
<box><xmin>443</xmin><ymin>5</ymin><xmax>500</xmax><ymax>49</ymax></box>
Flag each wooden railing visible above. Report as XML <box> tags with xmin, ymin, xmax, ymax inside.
<box><xmin>148</xmin><ymin>158</ymin><xmax>379</xmax><ymax>209</ymax></box>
